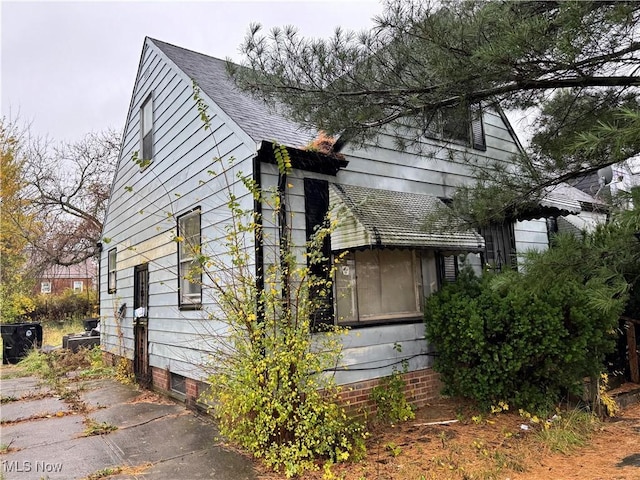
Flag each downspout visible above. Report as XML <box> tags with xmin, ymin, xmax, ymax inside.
<box><xmin>253</xmin><ymin>155</ymin><xmax>265</xmax><ymax>325</ymax></box>
<box><xmin>95</xmin><ymin>242</ymin><xmax>103</xmax><ymax>318</ymax></box>
<box><xmin>278</xmin><ymin>170</ymin><xmax>290</xmax><ymax>312</ymax></box>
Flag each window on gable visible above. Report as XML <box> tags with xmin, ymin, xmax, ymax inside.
<box><xmin>178</xmin><ymin>208</ymin><xmax>202</xmax><ymax>309</ymax></box>
<box><xmin>425</xmin><ymin>104</ymin><xmax>485</xmax><ymax>150</ymax></box>
<box><xmin>335</xmin><ymin>249</ymin><xmax>423</xmax><ymax>325</ymax></box>
<box><xmin>108</xmin><ymin>248</ymin><xmax>117</xmax><ymax>294</ymax></box>
<box><xmin>41</xmin><ymin>281</ymin><xmax>52</xmax><ymax>294</ymax></box>
<box><xmin>441</xmin><ymin>106</ymin><xmax>470</xmax><ymax>144</ymax></box>
<box><xmin>141</xmin><ymin>95</ymin><xmax>153</xmax><ymax>164</ymax></box>
<box><xmin>480</xmin><ymin>222</ymin><xmax>516</xmax><ymax>271</ymax></box>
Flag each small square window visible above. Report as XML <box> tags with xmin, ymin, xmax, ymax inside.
<box><xmin>170</xmin><ymin>372</ymin><xmax>186</xmax><ymax>395</ymax></box>
<box><xmin>73</xmin><ymin>281</ymin><xmax>83</xmax><ymax>293</ymax></box>
<box><xmin>41</xmin><ymin>281</ymin><xmax>52</xmax><ymax>294</ymax></box>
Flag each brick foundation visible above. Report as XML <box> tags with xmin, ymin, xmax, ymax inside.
<box><xmin>103</xmin><ymin>352</ymin><xmax>441</xmax><ymax>415</ymax></box>
<box><xmin>151</xmin><ymin>366</ymin><xmax>171</xmax><ymax>391</ymax></box>
<box><xmin>185</xmin><ymin>377</ymin><xmax>200</xmax><ymax>408</ymax></box>
<box><xmin>337</xmin><ymin>368</ymin><xmax>442</xmax><ymax>414</ymax></box>
<box><xmin>102</xmin><ymin>350</ymin><xmax>117</xmax><ymax>366</ymax></box>
<box><xmin>102</xmin><ymin>351</ymin><xmax>133</xmax><ymax>373</ymax></box>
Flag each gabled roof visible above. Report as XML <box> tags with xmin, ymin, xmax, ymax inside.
<box><xmin>330</xmin><ymin>184</ymin><xmax>485</xmax><ymax>252</ymax></box>
<box><xmin>149</xmin><ymin>38</ymin><xmax>316</xmax><ymax>148</ymax></box>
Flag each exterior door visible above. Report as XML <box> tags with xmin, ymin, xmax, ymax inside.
<box><xmin>133</xmin><ymin>264</ymin><xmax>150</xmax><ymax>386</ymax></box>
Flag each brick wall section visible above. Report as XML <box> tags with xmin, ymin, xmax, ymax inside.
<box><xmin>185</xmin><ymin>378</ymin><xmax>199</xmax><ymax>408</ymax></box>
<box><xmin>103</xmin><ymin>352</ymin><xmax>441</xmax><ymax>415</ymax></box>
<box><xmin>337</xmin><ymin>368</ymin><xmax>442</xmax><ymax>414</ymax></box>
<box><xmin>102</xmin><ymin>351</ymin><xmax>133</xmax><ymax>373</ymax></box>
<box><xmin>102</xmin><ymin>351</ymin><xmax>115</xmax><ymax>366</ymax></box>
<box><xmin>151</xmin><ymin>366</ymin><xmax>170</xmax><ymax>391</ymax></box>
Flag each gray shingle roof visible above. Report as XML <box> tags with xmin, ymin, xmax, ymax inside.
<box><xmin>330</xmin><ymin>184</ymin><xmax>485</xmax><ymax>252</ymax></box>
<box><xmin>149</xmin><ymin>38</ymin><xmax>316</xmax><ymax>148</ymax></box>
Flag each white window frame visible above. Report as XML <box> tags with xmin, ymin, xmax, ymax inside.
<box><xmin>108</xmin><ymin>248</ymin><xmax>117</xmax><ymax>294</ymax></box>
<box><xmin>178</xmin><ymin>208</ymin><xmax>202</xmax><ymax>309</ymax></box>
<box><xmin>140</xmin><ymin>95</ymin><xmax>153</xmax><ymax>164</ymax></box>
<box><xmin>41</xmin><ymin>281</ymin><xmax>52</xmax><ymax>294</ymax></box>
<box><xmin>73</xmin><ymin>281</ymin><xmax>83</xmax><ymax>293</ymax></box>
<box><xmin>334</xmin><ymin>249</ymin><xmax>423</xmax><ymax>325</ymax></box>
<box><xmin>423</xmin><ymin>104</ymin><xmax>485</xmax><ymax>150</ymax></box>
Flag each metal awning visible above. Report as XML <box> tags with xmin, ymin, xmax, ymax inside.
<box><xmin>540</xmin><ymin>184</ymin><xmax>589</xmax><ymax>214</ymax></box>
<box><xmin>329</xmin><ymin>184</ymin><xmax>485</xmax><ymax>252</ymax></box>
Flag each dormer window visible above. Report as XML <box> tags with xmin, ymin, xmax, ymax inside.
<box><xmin>141</xmin><ymin>95</ymin><xmax>153</xmax><ymax>163</ymax></box>
<box><xmin>425</xmin><ymin>104</ymin><xmax>486</xmax><ymax>150</ymax></box>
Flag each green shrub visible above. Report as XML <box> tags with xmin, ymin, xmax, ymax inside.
<box><xmin>370</xmin><ymin>369</ymin><xmax>415</xmax><ymax>424</ymax></box>
<box><xmin>186</xmin><ymin>121</ymin><xmax>366</xmax><ymax>477</ymax></box>
<box><xmin>425</xmin><ymin>259</ymin><xmax>622</xmax><ymax>412</ymax></box>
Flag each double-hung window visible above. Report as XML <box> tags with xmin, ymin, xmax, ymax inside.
<box><xmin>140</xmin><ymin>95</ymin><xmax>153</xmax><ymax>164</ymax></box>
<box><xmin>108</xmin><ymin>248</ymin><xmax>117</xmax><ymax>293</ymax></box>
<box><xmin>425</xmin><ymin>104</ymin><xmax>486</xmax><ymax>150</ymax></box>
<box><xmin>41</xmin><ymin>281</ymin><xmax>52</xmax><ymax>294</ymax></box>
<box><xmin>335</xmin><ymin>249</ymin><xmax>423</xmax><ymax>325</ymax></box>
<box><xmin>178</xmin><ymin>208</ymin><xmax>202</xmax><ymax>308</ymax></box>
<box><xmin>73</xmin><ymin>281</ymin><xmax>83</xmax><ymax>293</ymax></box>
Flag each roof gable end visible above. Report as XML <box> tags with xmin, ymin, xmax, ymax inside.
<box><xmin>148</xmin><ymin>38</ymin><xmax>316</xmax><ymax>149</ymax></box>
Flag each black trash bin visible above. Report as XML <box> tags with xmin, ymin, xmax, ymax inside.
<box><xmin>82</xmin><ymin>318</ymin><xmax>99</xmax><ymax>333</ymax></box>
<box><xmin>1</xmin><ymin>323</ymin><xmax>43</xmax><ymax>364</ymax></box>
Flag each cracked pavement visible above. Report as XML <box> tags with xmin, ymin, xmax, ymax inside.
<box><xmin>0</xmin><ymin>374</ymin><xmax>256</xmax><ymax>480</ymax></box>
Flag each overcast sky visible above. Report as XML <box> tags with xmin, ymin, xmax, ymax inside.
<box><xmin>1</xmin><ymin>0</ymin><xmax>383</xmax><ymax>144</ymax></box>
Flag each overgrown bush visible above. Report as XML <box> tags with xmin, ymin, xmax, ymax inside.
<box><xmin>425</xmin><ymin>243</ymin><xmax>624</xmax><ymax>412</ymax></box>
<box><xmin>370</xmin><ymin>369</ymin><xmax>415</xmax><ymax>424</ymax></box>
<box><xmin>188</xmin><ymin>90</ymin><xmax>365</xmax><ymax>478</ymax></box>
<box><xmin>30</xmin><ymin>288</ymin><xmax>97</xmax><ymax>323</ymax></box>
<box><xmin>199</xmin><ymin>183</ymin><xmax>366</xmax><ymax>476</ymax></box>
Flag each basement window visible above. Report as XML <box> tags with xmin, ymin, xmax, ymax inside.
<box><xmin>170</xmin><ymin>373</ymin><xmax>186</xmax><ymax>395</ymax></box>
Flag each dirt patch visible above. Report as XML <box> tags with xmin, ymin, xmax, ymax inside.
<box><xmin>256</xmin><ymin>398</ymin><xmax>640</xmax><ymax>480</ymax></box>
<box><xmin>126</xmin><ymin>390</ymin><xmax>176</xmax><ymax>405</ymax></box>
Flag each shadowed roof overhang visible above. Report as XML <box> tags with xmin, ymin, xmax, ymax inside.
<box><xmin>329</xmin><ymin>184</ymin><xmax>485</xmax><ymax>253</ymax></box>
<box><xmin>255</xmin><ymin>141</ymin><xmax>349</xmax><ymax>176</ymax></box>
<box><xmin>512</xmin><ymin>183</ymin><xmax>593</xmax><ymax>221</ymax></box>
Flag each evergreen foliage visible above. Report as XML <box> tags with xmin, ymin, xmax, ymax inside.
<box><xmin>425</xmin><ymin>190</ymin><xmax>639</xmax><ymax>412</ymax></box>
<box><xmin>232</xmin><ymin>0</ymin><xmax>640</xmax><ymax>224</ymax></box>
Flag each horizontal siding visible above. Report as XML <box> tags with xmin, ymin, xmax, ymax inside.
<box><xmin>338</xmin><ymin>108</ymin><xmax>520</xmax><ymax>199</ymax></box>
<box><xmin>101</xmin><ymin>41</ymin><xmax>532</xmax><ymax>389</ymax></box>
<box><xmin>100</xmin><ymin>40</ymin><xmax>257</xmax><ymax>377</ymax></box>
<box><xmin>326</xmin><ymin>323</ymin><xmax>433</xmax><ymax>385</ymax></box>
<box><xmin>514</xmin><ymin>219</ymin><xmax>549</xmax><ymax>270</ymax></box>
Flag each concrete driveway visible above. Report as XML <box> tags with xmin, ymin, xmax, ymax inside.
<box><xmin>0</xmin><ymin>372</ymin><xmax>257</xmax><ymax>480</ymax></box>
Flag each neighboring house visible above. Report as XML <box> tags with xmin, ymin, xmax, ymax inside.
<box><xmin>37</xmin><ymin>258</ymin><xmax>97</xmax><ymax>296</ymax></box>
<box><xmin>535</xmin><ymin>183</ymin><xmax>607</xmax><ymax>240</ymax></box>
<box><xmin>99</xmin><ymin>38</ymin><xmax>589</xmax><ymax>408</ymax></box>
<box><xmin>572</xmin><ymin>157</ymin><xmax>640</xmax><ymax>205</ymax></box>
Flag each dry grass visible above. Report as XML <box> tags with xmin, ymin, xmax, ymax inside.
<box><xmin>42</xmin><ymin>318</ymin><xmax>85</xmax><ymax>346</ymax></box>
<box><xmin>256</xmin><ymin>398</ymin><xmax>640</xmax><ymax>480</ymax></box>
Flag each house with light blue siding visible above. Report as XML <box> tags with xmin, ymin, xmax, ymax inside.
<box><xmin>100</xmin><ymin>38</ymin><xmax>587</xmax><ymax>407</ymax></box>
